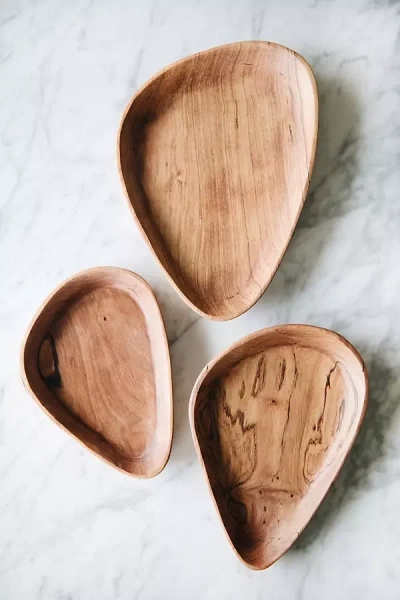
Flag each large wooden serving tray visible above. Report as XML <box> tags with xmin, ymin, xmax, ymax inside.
<box><xmin>119</xmin><ymin>41</ymin><xmax>318</xmax><ymax>320</ymax></box>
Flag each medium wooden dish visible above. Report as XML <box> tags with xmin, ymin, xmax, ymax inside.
<box><xmin>189</xmin><ymin>325</ymin><xmax>368</xmax><ymax>569</ymax></box>
<box><xmin>119</xmin><ymin>41</ymin><xmax>318</xmax><ymax>320</ymax></box>
<box><xmin>21</xmin><ymin>267</ymin><xmax>172</xmax><ymax>478</ymax></box>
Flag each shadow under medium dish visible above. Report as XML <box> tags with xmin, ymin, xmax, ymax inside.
<box><xmin>119</xmin><ymin>41</ymin><xmax>318</xmax><ymax>320</ymax></box>
<box><xmin>190</xmin><ymin>325</ymin><xmax>368</xmax><ymax>569</ymax></box>
<box><xmin>21</xmin><ymin>267</ymin><xmax>172</xmax><ymax>478</ymax></box>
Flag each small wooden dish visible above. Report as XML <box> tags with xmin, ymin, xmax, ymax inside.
<box><xmin>21</xmin><ymin>267</ymin><xmax>172</xmax><ymax>478</ymax></box>
<box><xmin>119</xmin><ymin>41</ymin><xmax>318</xmax><ymax>320</ymax></box>
<box><xmin>189</xmin><ymin>325</ymin><xmax>367</xmax><ymax>569</ymax></box>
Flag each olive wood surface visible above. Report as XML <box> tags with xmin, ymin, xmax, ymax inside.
<box><xmin>21</xmin><ymin>267</ymin><xmax>172</xmax><ymax>478</ymax></box>
<box><xmin>119</xmin><ymin>41</ymin><xmax>318</xmax><ymax>320</ymax></box>
<box><xmin>190</xmin><ymin>325</ymin><xmax>368</xmax><ymax>569</ymax></box>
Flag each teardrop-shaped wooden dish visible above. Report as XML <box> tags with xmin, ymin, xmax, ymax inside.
<box><xmin>118</xmin><ymin>41</ymin><xmax>318</xmax><ymax>320</ymax></box>
<box><xmin>21</xmin><ymin>267</ymin><xmax>173</xmax><ymax>478</ymax></box>
<box><xmin>189</xmin><ymin>325</ymin><xmax>367</xmax><ymax>569</ymax></box>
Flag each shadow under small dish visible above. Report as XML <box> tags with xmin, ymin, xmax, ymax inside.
<box><xmin>190</xmin><ymin>325</ymin><xmax>368</xmax><ymax>569</ymax></box>
<box><xmin>21</xmin><ymin>267</ymin><xmax>172</xmax><ymax>478</ymax></box>
<box><xmin>119</xmin><ymin>40</ymin><xmax>318</xmax><ymax>320</ymax></box>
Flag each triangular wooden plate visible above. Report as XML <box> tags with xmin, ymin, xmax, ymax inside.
<box><xmin>21</xmin><ymin>267</ymin><xmax>172</xmax><ymax>478</ymax></box>
<box><xmin>118</xmin><ymin>41</ymin><xmax>318</xmax><ymax>320</ymax></box>
<box><xmin>189</xmin><ymin>325</ymin><xmax>368</xmax><ymax>569</ymax></box>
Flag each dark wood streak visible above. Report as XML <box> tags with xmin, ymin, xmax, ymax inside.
<box><xmin>303</xmin><ymin>362</ymin><xmax>341</xmax><ymax>485</ymax></box>
<box><xmin>317</xmin><ymin>362</ymin><xmax>339</xmax><ymax>433</ymax></box>
<box><xmin>279</xmin><ymin>349</ymin><xmax>298</xmax><ymax>451</ymax></box>
<box><xmin>336</xmin><ymin>399</ymin><xmax>345</xmax><ymax>433</ymax></box>
<box><xmin>38</xmin><ymin>334</ymin><xmax>62</xmax><ymax>388</ymax></box>
<box><xmin>278</xmin><ymin>358</ymin><xmax>286</xmax><ymax>390</ymax></box>
<box><xmin>220</xmin><ymin>394</ymin><xmax>257</xmax><ymax>493</ymax></box>
<box><xmin>222</xmin><ymin>402</ymin><xmax>255</xmax><ymax>439</ymax></box>
<box><xmin>251</xmin><ymin>354</ymin><xmax>266</xmax><ymax>397</ymax></box>
<box><xmin>319</xmin><ymin>370</ymin><xmax>361</xmax><ymax>481</ymax></box>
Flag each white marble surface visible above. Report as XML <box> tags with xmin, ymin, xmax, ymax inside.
<box><xmin>1</xmin><ymin>0</ymin><xmax>400</xmax><ymax>597</ymax></box>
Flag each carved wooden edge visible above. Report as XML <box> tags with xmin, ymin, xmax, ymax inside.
<box><xmin>117</xmin><ymin>40</ymin><xmax>319</xmax><ymax>321</ymax></box>
<box><xmin>20</xmin><ymin>266</ymin><xmax>173</xmax><ymax>478</ymax></box>
<box><xmin>189</xmin><ymin>324</ymin><xmax>368</xmax><ymax>569</ymax></box>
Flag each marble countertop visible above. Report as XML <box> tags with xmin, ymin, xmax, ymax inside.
<box><xmin>1</xmin><ymin>0</ymin><xmax>400</xmax><ymax>598</ymax></box>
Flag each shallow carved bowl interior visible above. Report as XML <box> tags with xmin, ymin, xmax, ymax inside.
<box><xmin>190</xmin><ymin>325</ymin><xmax>368</xmax><ymax>569</ymax></box>
<box><xmin>21</xmin><ymin>268</ymin><xmax>172</xmax><ymax>478</ymax></box>
<box><xmin>119</xmin><ymin>41</ymin><xmax>318</xmax><ymax>320</ymax></box>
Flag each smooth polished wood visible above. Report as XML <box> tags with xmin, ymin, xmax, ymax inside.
<box><xmin>21</xmin><ymin>267</ymin><xmax>172</xmax><ymax>478</ymax></box>
<box><xmin>119</xmin><ymin>41</ymin><xmax>318</xmax><ymax>320</ymax></box>
<box><xmin>190</xmin><ymin>325</ymin><xmax>367</xmax><ymax>569</ymax></box>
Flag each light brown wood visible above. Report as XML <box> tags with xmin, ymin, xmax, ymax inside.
<box><xmin>189</xmin><ymin>325</ymin><xmax>367</xmax><ymax>569</ymax></box>
<box><xmin>21</xmin><ymin>267</ymin><xmax>173</xmax><ymax>478</ymax></box>
<box><xmin>118</xmin><ymin>41</ymin><xmax>318</xmax><ymax>320</ymax></box>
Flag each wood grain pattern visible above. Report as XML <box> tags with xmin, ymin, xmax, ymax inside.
<box><xmin>190</xmin><ymin>325</ymin><xmax>367</xmax><ymax>569</ymax></box>
<box><xmin>118</xmin><ymin>41</ymin><xmax>318</xmax><ymax>320</ymax></box>
<box><xmin>21</xmin><ymin>267</ymin><xmax>172</xmax><ymax>478</ymax></box>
